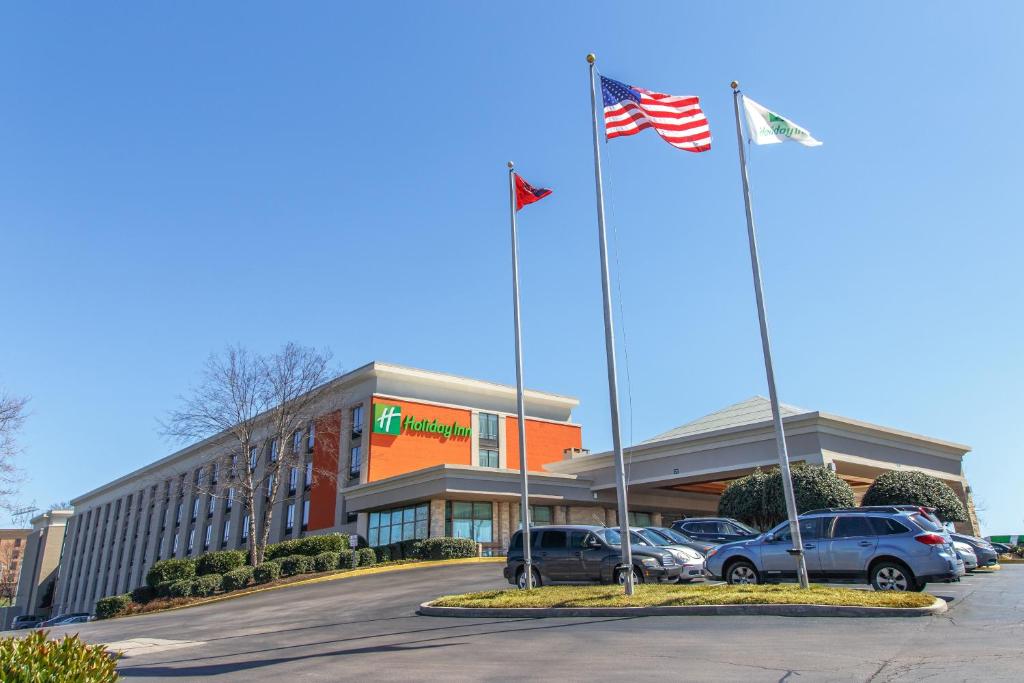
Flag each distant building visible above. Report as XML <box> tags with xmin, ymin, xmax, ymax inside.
<box><xmin>0</xmin><ymin>529</ymin><xmax>31</xmax><ymax>604</ymax></box>
<box><xmin>13</xmin><ymin>511</ymin><xmax>72</xmax><ymax>617</ymax></box>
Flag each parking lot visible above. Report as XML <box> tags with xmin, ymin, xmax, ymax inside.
<box><xmin>25</xmin><ymin>562</ymin><xmax>1022</xmax><ymax>681</ymax></box>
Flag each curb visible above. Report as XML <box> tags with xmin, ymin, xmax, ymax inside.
<box><xmin>417</xmin><ymin>596</ymin><xmax>947</xmax><ymax>619</ymax></box>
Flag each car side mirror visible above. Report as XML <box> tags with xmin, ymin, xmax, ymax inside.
<box><xmin>587</xmin><ymin>538</ymin><xmax>602</xmax><ymax>548</ymax></box>
<box><xmin>765</xmin><ymin>533</ymin><xmax>776</xmax><ymax>542</ymax></box>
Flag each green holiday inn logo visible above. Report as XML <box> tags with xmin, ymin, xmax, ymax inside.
<box><xmin>372</xmin><ymin>402</ymin><xmax>471</xmax><ymax>440</ymax></box>
<box><xmin>373</xmin><ymin>403</ymin><xmax>402</xmax><ymax>435</ymax></box>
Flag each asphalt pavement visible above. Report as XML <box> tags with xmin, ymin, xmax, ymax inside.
<box><xmin>29</xmin><ymin>563</ymin><xmax>1024</xmax><ymax>681</ymax></box>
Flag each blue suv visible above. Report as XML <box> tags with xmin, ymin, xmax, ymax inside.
<box><xmin>705</xmin><ymin>507</ymin><xmax>961</xmax><ymax>591</ymax></box>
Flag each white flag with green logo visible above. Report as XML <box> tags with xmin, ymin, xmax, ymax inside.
<box><xmin>742</xmin><ymin>96</ymin><xmax>822</xmax><ymax>147</ymax></box>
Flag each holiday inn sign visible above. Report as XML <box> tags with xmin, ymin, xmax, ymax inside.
<box><xmin>373</xmin><ymin>403</ymin><xmax>472</xmax><ymax>440</ymax></box>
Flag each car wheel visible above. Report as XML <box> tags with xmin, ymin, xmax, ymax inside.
<box><xmin>726</xmin><ymin>560</ymin><xmax>760</xmax><ymax>585</ymax></box>
<box><xmin>871</xmin><ymin>562</ymin><xmax>917</xmax><ymax>591</ymax></box>
<box><xmin>615</xmin><ymin>567</ymin><xmax>643</xmax><ymax>586</ymax></box>
<box><xmin>516</xmin><ymin>567</ymin><xmax>542</xmax><ymax>589</ymax></box>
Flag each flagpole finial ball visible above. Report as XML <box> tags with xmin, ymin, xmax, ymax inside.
<box><xmin>586</xmin><ymin>53</ymin><xmax>596</xmax><ymax>64</ymax></box>
<box><xmin>507</xmin><ymin>161</ymin><xmax>514</xmax><ymax>169</ymax></box>
<box><xmin>730</xmin><ymin>80</ymin><xmax>739</xmax><ymax>90</ymax></box>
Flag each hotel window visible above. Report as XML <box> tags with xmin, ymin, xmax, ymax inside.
<box><xmin>445</xmin><ymin>502</ymin><xmax>493</xmax><ymax>543</ymax></box>
<box><xmin>211</xmin><ymin>462</ymin><xmax>219</xmax><ymax>484</ymax></box>
<box><xmin>302</xmin><ymin>500</ymin><xmax>310</xmax><ymax>531</ymax></box>
<box><xmin>225</xmin><ymin>488</ymin><xmax>234</xmax><ymax>512</ymax></box>
<box><xmin>479</xmin><ymin>449</ymin><xmax>499</xmax><ymax>468</ymax></box>
<box><xmin>204</xmin><ymin>525</ymin><xmax>212</xmax><ymax>550</ymax></box>
<box><xmin>627</xmin><ymin>511</ymin><xmax>652</xmax><ymax>527</ymax></box>
<box><xmin>285</xmin><ymin>503</ymin><xmax>295</xmax><ymax>533</ymax></box>
<box><xmin>172</xmin><ymin>534</ymin><xmax>179</xmax><ymax>555</ymax></box>
<box><xmin>230</xmin><ymin>453</ymin><xmax>239</xmax><ymax>478</ymax></box>
<box><xmin>249</xmin><ymin>446</ymin><xmax>258</xmax><ymax>471</ymax></box>
<box><xmin>241</xmin><ymin>514</ymin><xmax>250</xmax><ymax>541</ymax></box>
<box><xmin>175</xmin><ymin>503</ymin><xmax>183</xmax><ymax>525</ymax></box>
<box><xmin>187</xmin><ymin>528</ymin><xmax>195</xmax><ymax>554</ymax></box>
<box><xmin>307</xmin><ymin>420</ymin><xmax>316</xmax><ymax>451</ymax></box>
<box><xmin>479</xmin><ymin>413</ymin><xmax>499</xmax><ymax>442</ymax></box>
<box><xmin>194</xmin><ymin>468</ymin><xmax>202</xmax><ymax>486</ymax></box>
<box><xmin>368</xmin><ymin>503</ymin><xmax>429</xmax><ymax>547</ymax></box>
<box><xmin>266</xmin><ymin>474</ymin><xmax>275</xmax><ymax>499</ymax></box>
<box><xmin>349</xmin><ymin>446</ymin><xmax>362</xmax><ymax>479</ymax></box>
<box><xmin>289</xmin><ymin>467</ymin><xmax>298</xmax><ymax>494</ymax></box>
<box><xmin>304</xmin><ymin>460</ymin><xmax>313</xmax><ymax>489</ymax></box>
<box><xmin>191</xmin><ymin>498</ymin><xmax>200</xmax><ymax>521</ymax></box>
<box><xmin>351</xmin><ymin>405</ymin><xmax>364</xmax><ymax>436</ymax></box>
<box><xmin>292</xmin><ymin>430</ymin><xmax>302</xmax><ymax>453</ymax></box>
<box><xmin>208</xmin><ymin>496</ymin><xmax>215</xmax><ymax>517</ymax></box>
<box><xmin>269</xmin><ymin>438</ymin><xmax>279</xmax><ymax>463</ymax></box>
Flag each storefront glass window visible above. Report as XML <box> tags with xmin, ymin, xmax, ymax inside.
<box><xmin>368</xmin><ymin>503</ymin><xmax>429</xmax><ymax>547</ymax></box>
<box><xmin>628</xmin><ymin>511</ymin><xmax>652</xmax><ymax>526</ymax></box>
<box><xmin>446</xmin><ymin>501</ymin><xmax>493</xmax><ymax>543</ymax></box>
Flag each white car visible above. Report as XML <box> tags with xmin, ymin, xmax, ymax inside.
<box><xmin>954</xmin><ymin>541</ymin><xmax>978</xmax><ymax>571</ymax></box>
<box><xmin>633</xmin><ymin>527</ymin><xmax>706</xmax><ymax>582</ymax></box>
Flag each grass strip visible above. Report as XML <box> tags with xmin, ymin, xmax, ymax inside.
<box><xmin>433</xmin><ymin>583</ymin><xmax>935</xmax><ymax>609</ymax></box>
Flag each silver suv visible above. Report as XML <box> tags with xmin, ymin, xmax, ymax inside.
<box><xmin>705</xmin><ymin>507</ymin><xmax>960</xmax><ymax>591</ymax></box>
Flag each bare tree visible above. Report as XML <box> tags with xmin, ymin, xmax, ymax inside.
<box><xmin>163</xmin><ymin>343</ymin><xmax>340</xmax><ymax>565</ymax></box>
<box><xmin>0</xmin><ymin>391</ymin><xmax>28</xmax><ymax>511</ymax></box>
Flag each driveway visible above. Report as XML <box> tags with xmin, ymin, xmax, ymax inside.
<box><xmin>36</xmin><ymin>564</ymin><xmax>1024</xmax><ymax>681</ymax></box>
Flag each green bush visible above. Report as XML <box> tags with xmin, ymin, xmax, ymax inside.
<box><xmin>413</xmin><ymin>537</ymin><xmax>479</xmax><ymax>560</ymax></box>
<box><xmin>338</xmin><ymin>549</ymin><xmax>357</xmax><ymax>569</ymax></box>
<box><xmin>279</xmin><ymin>554</ymin><xmax>314</xmax><ymax>576</ymax></box>
<box><xmin>861</xmin><ymin>470</ymin><xmax>967</xmax><ymax>522</ymax></box>
<box><xmin>195</xmin><ymin>550</ymin><xmax>246</xmax><ymax>576</ymax></box>
<box><xmin>130</xmin><ymin>585</ymin><xmax>156</xmax><ymax>604</ymax></box>
<box><xmin>0</xmin><ymin>630</ymin><xmax>119</xmax><ymax>682</ymax></box>
<box><xmin>192</xmin><ymin>574</ymin><xmax>221</xmax><ymax>597</ymax></box>
<box><xmin>253</xmin><ymin>562</ymin><xmax>281</xmax><ymax>584</ymax></box>
<box><xmin>313</xmin><ymin>551</ymin><xmax>339</xmax><ymax>572</ymax></box>
<box><xmin>266</xmin><ymin>533</ymin><xmax>349</xmax><ymax>560</ymax></box>
<box><xmin>154</xmin><ymin>580</ymin><xmax>176</xmax><ymax>598</ymax></box>
<box><xmin>95</xmin><ymin>593</ymin><xmax>133</xmax><ymax>620</ymax></box>
<box><xmin>167</xmin><ymin>579</ymin><xmax>195</xmax><ymax>598</ymax></box>
<box><xmin>718</xmin><ymin>465</ymin><xmax>856</xmax><ymax>530</ymax></box>
<box><xmin>373</xmin><ymin>546</ymin><xmax>391</xmax><ymax>563</ymax></box>
<box><xmin>221</xmin><ymin>566</ymin><xmax>254</xmax><ymax>591</ymax></box>
<box><xmin>145</xmin><ymin>558</ymin><xmax>196</xmax><ymax>588</ymax></box>
<box><xmin>356</xmin><ymin>547</ymin><xmax>377</xmax><ymax>566</ymax></box>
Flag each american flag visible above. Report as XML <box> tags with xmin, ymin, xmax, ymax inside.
<box><xmin>601</xmin><ymin>75</ymin><xmax>711</xmax><ymax>153</ymax></box>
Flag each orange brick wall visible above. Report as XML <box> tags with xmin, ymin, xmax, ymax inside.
<box><xmin>367</xmin><ymin>397</ymin><xmax>473</xmax><ymax>482</ymax></box>
<box><xmin>505</xmin><ymin>417</ymin><xmax>582</xmax><ymax>472</ymax></box>
<box><xmin>307</xmin><ymin>411</ymin><xmax>340</xmax><ymax>531</ymax></box>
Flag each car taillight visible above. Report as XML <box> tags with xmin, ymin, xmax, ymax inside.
<box><xmin>915</xmin><ymin>533</ymin><xmax>946</xmax><ymax>545</ymax></box>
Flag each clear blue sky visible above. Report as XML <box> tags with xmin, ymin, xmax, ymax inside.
<box><xmin>2</xmin><ymin>3</ymin><xmax>1021</xmax><ymax>534</ymax></box>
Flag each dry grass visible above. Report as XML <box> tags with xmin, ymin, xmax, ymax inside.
<box><xmin>433</xmin><ymin>583</ymin><xmax>936</xmax><ymax>609</ymax></box>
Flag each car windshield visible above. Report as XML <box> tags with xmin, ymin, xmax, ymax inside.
<box><xmin>728</xmin><ymin>520</ymin><xmax>760</xmax><ymax>535</ymax></box>
<box><xmin>635</xmin><ymin>529</ymin><xmax>665</xmax><ymax>545</ymax></box>
<box><xmin>653</xmin><ymin>527</ymin><xmax>695</xmax><ymax>544</ymax></box>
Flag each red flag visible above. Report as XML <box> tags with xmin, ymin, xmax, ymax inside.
<box><xmin>515</xmin><ymin>174</ymin><xmax>552</xmax><ymax>211</ymax></box>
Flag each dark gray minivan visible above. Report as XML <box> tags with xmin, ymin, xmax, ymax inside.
<box><xmin>503</xmin><ymin>525</ymin><xmax>681</xmax><ymax>588</ymax></box>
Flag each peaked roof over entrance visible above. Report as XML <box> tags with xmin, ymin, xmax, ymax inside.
<box><xmin>641</xmin><ymin>396</ymin><xmax>812</xmax><ymax>444</ymax></box>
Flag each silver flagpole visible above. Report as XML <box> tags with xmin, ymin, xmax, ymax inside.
<box><xmin>507</xmin><ymin>162</ymin><xmax>534</xmax><ymax>589</ymax></box>
<box><xmin>730</xmin><ymin>81</ymin><xmax>809</xmax><ymax>589</ymax></box>
<box><xmin>587</xmin><ymin>53</ymin><xmax>634</xmax><ymax>595</ymax></box>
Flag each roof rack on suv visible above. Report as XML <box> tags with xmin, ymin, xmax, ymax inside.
<box><xmin>802</xmin><ymin>505</ymin><xmax>937</xmax><ymax>516</ymax></box>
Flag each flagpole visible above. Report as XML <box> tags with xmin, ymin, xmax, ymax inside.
<box><xmin>507</xmin><ymin>162</ymin><xmax>534</xmax><ymax>589</ymax></box>
<box><xmin>587</xmin><ymin>53</ymin><xmax>634</xmax><ymax>596</ymax></box>
<box><xmin>730</xmin><ymin>81</ymin><xmax>809</xmax><ymax>589</ymax></box>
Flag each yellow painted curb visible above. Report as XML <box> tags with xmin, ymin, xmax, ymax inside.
<box><xmin>115</xmin><ymin>557</ymin><xmax>505</xmax><ymax>619</ymax></box>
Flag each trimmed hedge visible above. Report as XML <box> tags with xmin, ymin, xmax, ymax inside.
<box><xmin>279</xmin><ymin>554</ymin><xmax>314</xmax><ymax>576</ymax></box>
<box><xmin>0</xmin><ymin>630</ymin><xmax>119</xmax><ymax>682</ymax></box>
<box><xmin>131</xmin><ymin>585</ymin><xmax>156</xmax><ymax>604</ymax></box>
<box><xmin>253</xmin><ymin>562</ymin><xmax>281</xmax><ymax>584</ymax></box>
<box><xmin>192</xmin><ymin>574</ymin><xmax>222</xmax><ymax>597</ymax></box>
<box><xmin>95</xmin><ymin>593</ymin><xmax>132</xmax><ymax>620</ymax></box>
<box><xmin>222</xmin><ymin>566</ymin><xmax>254</xmax><ymax>592</ymax></box>
<box><xmin>413</xmin><ymin>537</ymin><xmax>479</xmax><ymax>560</ymax></box>
<box><xmin>154</xmin><ymin>580</ymin><xmax>177</xmax><ymax>598</ymax></box>
<box><xmin>356</xmin><ymin>547</ymin><xmax>377</xmax><ymax>566</ymax></box>
<box><xmin>718</xmin><ymin>465</ymin><xmax>856</xmax><ymax>530</ymax></box>
<box><xmin>374</xmin><ymin>546</ymin><xmax>391</xmax><ymax>563</ymax></box>
<box><xmin>338</xmin><ymin>549</ymin><xmax>357</xmax><ymax>569</ymax></box>
<box><xmin>861</xmin><ymin>470</ymin><xmax>968</xmax><ymax>522</ymax></box>
<box><xmin>146</xmin><ymin>558</ymin><xmax>196</xmax><ymax>588</ymax></box>
<box><xmin>313</xmin><ymin>551</ymin><xmax>339</xmax><ymax>572</ymax></box>
<box><xmin>168</xmin><ymin>578</ymin><xmax>195</xmax><ymax>598</ymax></box>
<box><xmin>196</xmin><ymin>550</ymin><xmax>246</xmax><ymax>576</ymax></box>
<box><xmin>265</xmin><ymin>533</ymin><xmax>349</xmax><ymax>560</ymax></box>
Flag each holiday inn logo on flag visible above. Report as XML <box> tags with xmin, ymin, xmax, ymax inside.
<box><xmin>373</xmin><ymin>403</ymin><xmax>402</xmax><ymax>435</ymax></box>
<box><xmin>742</xmin><ymin>96</ymin><xmax>822</xmax><ymax>147</ymax></box>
